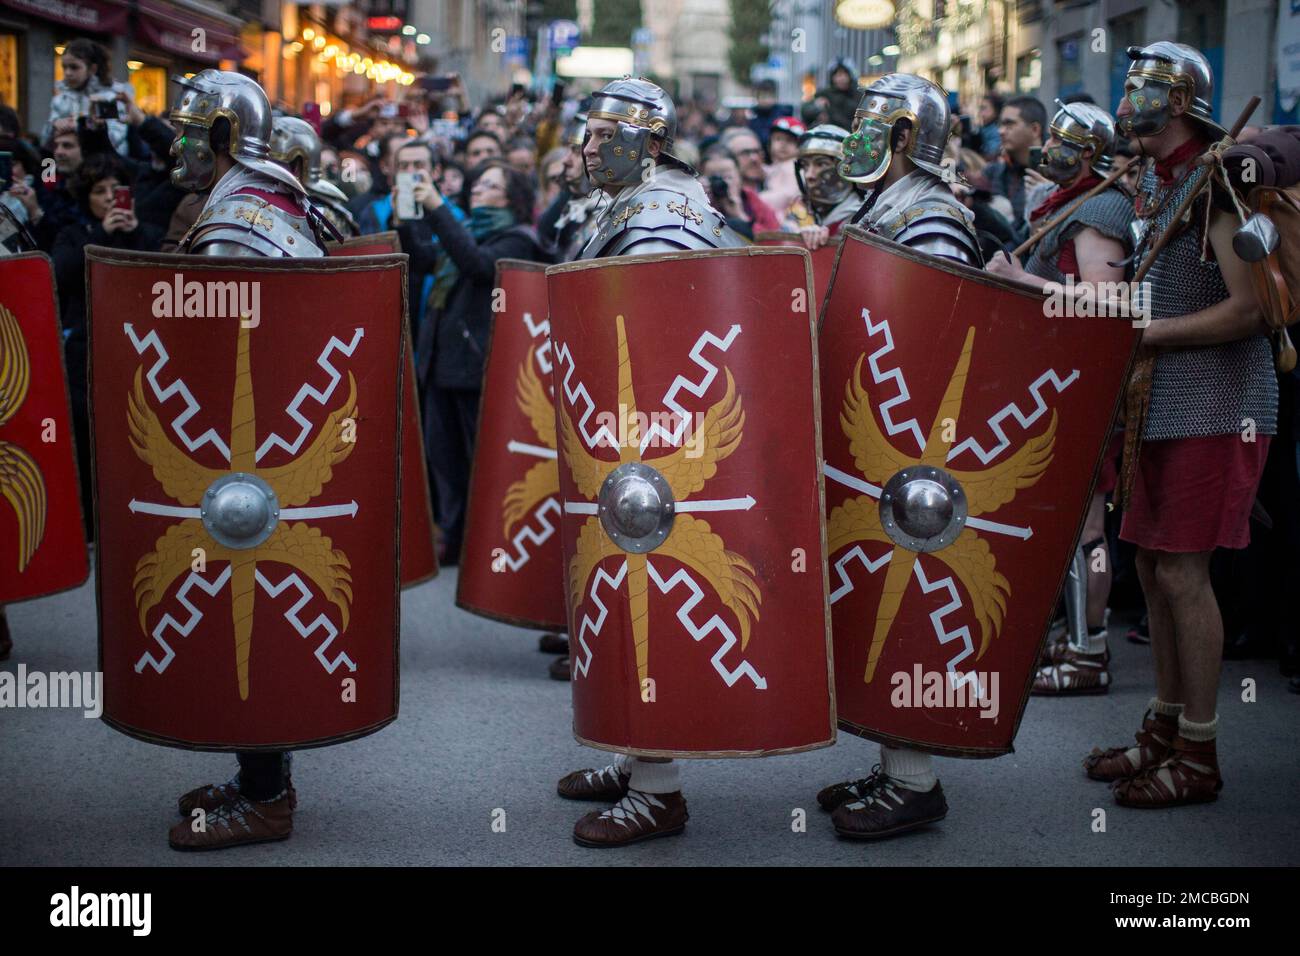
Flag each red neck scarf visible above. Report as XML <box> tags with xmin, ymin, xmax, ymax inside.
<box><xmin>1029</xmin><ymin>173</ymin><xmax>1102</xmax><ymax>223</ymax></box>
<box><xmin>1154</xmin><ymin>135</ymin><xmax>1209</xmax><ymax>185</ymax></box>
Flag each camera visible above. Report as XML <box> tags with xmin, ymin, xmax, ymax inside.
<box><xmin>93</xmin><ymin>98</ymin><xmax>122</xmax><ymax>120</ymax></box>
<box><xmin>708</xmin><ymin>174</ymin><xmax>730</xmax><ymax>205</ymax></box>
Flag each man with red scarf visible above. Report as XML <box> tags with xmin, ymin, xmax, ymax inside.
<box><xmin>987</xmin><ymin>100</ymin><xmax>1133</xmax><ymax>696</ymax></box>
<box><xmin>1088</xmin><ymin>42</ymin><xmax>1274</xmax><ymax>809</ymax></box>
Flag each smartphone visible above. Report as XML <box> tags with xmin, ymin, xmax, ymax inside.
<box><xmin>395</xmin><ymin>171</ymin><xmax>420</xmax><ymax>220</ymax></box>
<box><xmin>552</xmin><ymin>80</ymin><xmax>567</xmax><ymax>102</ymax></box>
<box><xmin>419</xmin><ymin>75</ymin><xmax>454</xmax><ymax>93</ymax></box>
<box><xmin>93</xmin><ymin>98</ymin><xmax>122</xmax><ymax>120</ymax></box>
<box><xmin>302</xmin><ymin>101</ymin><xmax>322</xmax><ymax>130</ymax></box>
<box><xmin>397</xmin><ymin>102</ymin><xmax>412</xmax><ymax>118</ymax></box>
<box><xmin>1028</xmin><ymin>146</ymin><xmax>1043</xmax><ymax>168</ymax></box>
<box><xmin>113</xmin><ymin>185</ymin><xmax>132</xmax><ymax>210</ymax></box>
<box><xmin>0</xmin><ymin>152</ymin><xmax>12</xmax><ymax>192</ymax></box>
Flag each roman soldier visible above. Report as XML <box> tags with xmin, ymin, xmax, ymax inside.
<box><xmin>538</xmin><ymin>114</ymin><xmax>601</xmax><ymax>267</ymax></box>
<box><xmin>1085</xmin><ymin>42</ymin><xmax>1275</xmax><ymax>807</ymax></box>
<box><xmin>815</xmin><ymin>73</ymin><xmax>982</xmax><ymax>839</ymax></box>
<box><xmin>782</xmin><ymin>123</ymin><xmax>861</xmax><ymax>245</ymax></box>
<box><xmin>554</xmin><ymin>76</ymin><xmax>745</xmax><ymax>847</ymax></box>
<box><xmin>268</xmin><ymin>115</ymin><xmax>359</xmax><ymax>239</ymax></box>
<box><xmin>165</xmin><ymin>70</ymin><xmax>330</xmax><ymax>848</ymax></box>
<box><xmin>985</xmin><ymin>100</ymin><xmax>1134</xmax><ymax>695</ymax></box>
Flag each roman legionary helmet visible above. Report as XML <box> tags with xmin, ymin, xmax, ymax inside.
<box><xmin>168</xmin><ymin>70</ymin><xmax>306</xmax><ymax>195</ymax></box>
<box><xmin>269</xmin><ymin>115</ymin><xmax>351</xmax><ymax>206</ymax></box>
<box><xmin>839</xmin><ymin>73</ymin><xmax>950</xmax><ymax>185</ymax></box>
<box><xmin>1040</xmin><ymin>99</ymin><xmax>1119</xmax><ymax>182</ymax></box>
<box><xmin>585</xmin><ymin>76</ymin><xmax>689</xmax><ymax>187</ymax></box>
<box><xmin>1120</xmin><ymin>41</ymin><xmax>1226</xmax><ymax>139</ymax></box>
<box><xmin>795</xmin><ymin>124</ymin><xmax>854</xmax><ymax>209</ymax></box>
<box><xmin>269</xmin><ymin>116</ymin><xmax>324</xmax><ymax>182</ymax></box>
<box><xmin>564</xmin><ymin>113</ymin><xmax>588</xmax><ymax>147</ymax></box>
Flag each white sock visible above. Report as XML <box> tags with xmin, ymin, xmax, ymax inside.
<box><xmin>1149</xmin><ymin>697</ymin><xmax>1184</xmax><ymax>718</ymax></box>
<box><xmin>880</xmin><ymin>745</ymin><xmax>937</xmax><ymax>792</ymax></box>
<box><xmin>1178</xmin><ymin>714</ymin><xmax>1218</xmax><ymax>742</ymax></box>
<box><xmin>1084</xmin><ymin>626</ymin><xmax>1108</xmax><ymax>655</ymax></box>
<box><xmin>628</xmin><ymin>758</ymin><xmax>680</xmax><ymax>794</ymax></box>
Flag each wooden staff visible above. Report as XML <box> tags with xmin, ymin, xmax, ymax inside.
<box><xmin>1011</xmin><ymin>157</ymin><xmax>1138</xmax><ymax>259</ymax></box>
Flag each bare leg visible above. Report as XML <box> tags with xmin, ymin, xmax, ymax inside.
<box><xmin>1155</xmin><ymin>550</ymin><xmax>1220</xmax><ymax>723</ymax></box>
<box><xmin>1083</xmin><ymin>493</ymin><xmax>1111</xmax><ymax>630</ymax></box>
<box><xmin>1135</xmin><ymin>547</ymin><xmax>1182</xmax><ymax>704</ymax></box>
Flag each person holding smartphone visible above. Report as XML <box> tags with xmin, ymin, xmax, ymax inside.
<box><xmin>393</xmin><ymin>158</ymin><xmax>542</xmax><ymax>566</ymax></box>
<box><xmin>982</xmin><ymin>95</ymin><xmax>1048</xmax><ymax>246</ymax></box>
<box><xmin>42</xmin><ymin>38</ymin><xmax>135</xmax><ymax>157</ymax></box>
<box><xmin>51</xmin><ymin>155</ymin><xmax>161</xmax><ymax>547</ymax></box>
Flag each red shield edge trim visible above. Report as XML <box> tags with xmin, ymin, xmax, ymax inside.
<box><xmin>0</xmin><ymin>252</ymin><xmax>89</xmax><ymax>603</ymax></box>
<box><xmin>457</xmin><ymin>260</ymin><xmax>565</xmax><ymax>630</ymax></box>
<box><xmin>820</xmin><ymin>228</ymin><xmax>1141</xmax><ymax>756</ymax></box>
<box><xmin>327</xmin><ymin>233</ymin><xmax>439</xmax><ymax>587</ymax></box>
<box><xmin>87</xmin><ymin>248</ymin><xmax>405</xmax><ymax>750</ymax></box>
<box><xmin>547</xmin><ymin>247</ymin><xmax>836</xmax><ymax>757</ymax></box>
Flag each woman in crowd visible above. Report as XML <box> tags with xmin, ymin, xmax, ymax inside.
<box><xmin>51</xmin><ymin>153</ymin><xmax>162</xmax><ymax>530</ymax></box>
<box><xmin>396</xmin><ymin>158</ymin><xmax>544</xmax><ymax>562</ymax></box>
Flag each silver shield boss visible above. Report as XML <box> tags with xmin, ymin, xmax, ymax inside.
<box><xmin>597</xmin><ymin>461</ymin><xmax>675</xmax><ymax>553</ymax></box>
<box><xmin>201</xmin><ymin>472</ymin><xmax>279</xmax><ymax>550</ymax></box>
<box><xmin>879</xmin><ymin>465</ymin><xmax>968</xmax><ymax>553</ymax></box>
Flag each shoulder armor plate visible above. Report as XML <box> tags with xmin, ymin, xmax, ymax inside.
<box><xmin>186</xmin><ymin>193</ymin><xmax>324</xmax><ymax>258</ymax></box>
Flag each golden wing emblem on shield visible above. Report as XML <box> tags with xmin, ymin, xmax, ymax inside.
<box><xmin>830</xmin><ymin>326</ymin><xmax>1057</xmax><ymax>682</ymax></box>
<box><xmin>560</xmin><ymin>314</ymin><xmax>760</xmax><ymax>688</ymax></box>
<box><xmin>127</xmin><ymin>323</ymin><xmax>356</xmax><ymax>700</ymax></box>
<box><xmin>0</xmin><ymin>302</ymin><xmax>48</xmax><ymax>572</ymax></box>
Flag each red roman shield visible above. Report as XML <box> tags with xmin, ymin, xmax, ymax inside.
<box><xmin>755</xmin><ymin>231</ymin><xmax>840</xmax><ymax>310</ymax></box>
<box><xmin>820</xmin><ymin>229</ymin><xmax>1140</xmax><ymax>756</ymax></box>
<box><xmin>548</xmin><ymin>248</ymin><xmax>834</xmax><ymax>757</ymax></box>
<box><xmin>327</xmin><ymin>232</ymin><xmax>438</xmax><ymax>587</ymax></box>
<box><xmin>88</xmin><ymin>248</ymin><xmax>405</xmax><ymax>750</ymax></box>
<box><xmin>0</xmin><ymin>253</ymin><xmax>88</xmax><ymax>603</ymax></box>
<box><xmin>457</xmin><ymin>260</ymin><xmax>565</xmax><ymax>629</ymax></box>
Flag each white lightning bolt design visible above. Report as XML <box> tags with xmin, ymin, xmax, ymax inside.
<box><xmin>134</xmin><ymin>566</ymin><xmax>232</xmax><ymax>675</ymax></box>
<box><xmin>828</xmin><ymin>544</ymin><xmax>893</xmax><ymax>605</ymax></box>
<box><xmin>124</xmin><ymin>324</ymin><xmax>232</xmax><ymax>461</ymax></box>
<box><xmin>638</xmin><ymin>324</ymin><xmax>741</xmax><ymax>454</ymax></box>
<box><xmin>554</xmin><ymin>338</ymin><xmax>621</xmax><ymax>450</ymax></box>
<box><xmin>571</xmin><ymin>560</ymin><xmax>628</xmax><ymax>678</ymax></box>
<box><xmin>494</xmin><ymin>498</ymin><xmax>560</xmax><ymax>571</ymax></box>
<box><xmin>255</xmin><ymin>570</ymin><xmax>357</xmax><ymax>674</ymax></box>
<box><xmin>254</xmin><ymin>329</ymin><xmax>365</xmax><ymax>463</ymax></box>
<box><xmin>645</xmin><ymin>560</ymin><xmax>767</xmax><ymax>689</ymax></box>
<box><xmin>946</xmin><ymin>368</ymin><xmax>1080</xmax><ymax>466</ymax></box>
<box><xmin>860</xmin><ymin>308</ymin><xmax>927</xmax><ymax>455</ymax></box>
<box><xmin>521</xmin><ymin>311</ymin><xmax>553</xmax><ymax>375</ymax></box>
<box><xmin>912</xmin><ymin>559</ymin><xmax>985</xmax><ymax>698</ymax></box>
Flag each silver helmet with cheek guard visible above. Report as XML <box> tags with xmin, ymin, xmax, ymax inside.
<box><xmin>585</xmin><ymin>76</ymin><xmax>690</xmax><ymax>188</ymax></box>
<box><xmin>269</xmin><ymin>116</ymin><xmax>324</xmax><ymax>184</ymax></box>
<box><xmin>795</xmin><ymin>124</ymin><xmax>854</xmax><ymax>209</ymax></box>
<box><xmin>839</xmin><ymin>73</ymin><xmax>950</xmax><ymax>185</ymax></box>
<box><xmin>169</xmin><ymin>70</ymin><xmax>307</xmax><ymax>195</ymax></box>
<box><xmin>1041</xmin><ymin>99</ymin><xmax>1119</xmax><ymax>181</ymax></box>
<box><xmin>1120</xmin><ymin>42</ymin><xmax>1226</xmax><ymax>139</ymax></box>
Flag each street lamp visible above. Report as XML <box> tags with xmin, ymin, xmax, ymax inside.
<box><xmin>834</xmin><ymin>0</ymin><xmax>896</xmax><ymax>30</ymax></box>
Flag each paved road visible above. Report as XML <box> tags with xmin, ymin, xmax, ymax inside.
<box><xmin>2</xmin><ymin>566</ymin><xmax>1296</xmax><ymax>867</ymax></box>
